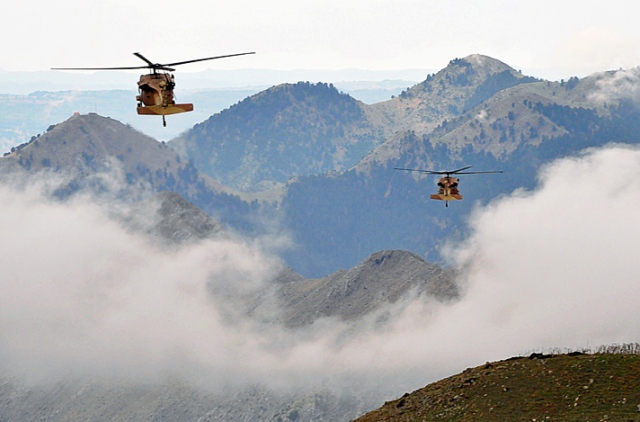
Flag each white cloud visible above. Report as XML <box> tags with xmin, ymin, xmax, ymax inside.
<box><xmin>0</xmin><ymin>181</ymin><xmax>279</xmax><ymax>386</ymax></box>
<box><xmin>587</xmin><ymin>67</ymin><xmax>640</xmax><ymax>105</ymax></box>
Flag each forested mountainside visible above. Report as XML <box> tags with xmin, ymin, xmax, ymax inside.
<box><xmin>171</xmin><ymin>81</ymin><xmax>389</xmax><ymax>191</ymax></box>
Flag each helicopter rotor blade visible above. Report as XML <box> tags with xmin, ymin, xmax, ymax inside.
<box><xmin>394</xmin><ymin>167</ymin><xmax>441</xmax><ymax>174</ymax></box>
<box><xmin>164</xmin><ymin>52</ymin><xmax>256</xmax><ymax>67</ymax></box>
<box><xmin>449</xmin><ymin>166</ymin><xmax>473</xmax><ymax>174</ymax></box>
<box><xmin>133</xmin><ymin>52</ymin><xmax>155</xmax><ymax>66</ymax></box>
<box><xmin>53</xmin><ymin>51</ymin><xmax>254</xmax><ymax>73</ymax></box>
<box><xmin>51</xmin><ymin>65</ymin><xmax>151</xmax><ymax>71</ymax></box>
<box><xmin>454</xmin><ymin>170</ymin><xmax>504</xmax><ymax>175</ymax></box>
<box><xmin>394</xmin><ymin>167</ymin><xmax>503</xmax><ymax>176</ymax></box>
<box><xmin>53</xmin><ymin>53</ymin><xmax>159</xmax><ymax>72</ymax></box>
<box><xmin>132</xmin><ymin>53</ymin><xmax>176</xmax><ymax>71</ymax></box>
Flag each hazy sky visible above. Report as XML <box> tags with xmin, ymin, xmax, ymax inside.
<box><xmin>4</xmin><ymin>0</ymin><xmax>640</xmax><ymax>79</ymax></box>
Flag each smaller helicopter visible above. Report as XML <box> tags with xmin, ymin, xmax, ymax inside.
<box><xmin>52</xmin><ymin>51</ymin><xmax>255</xmax><ymax>126</ymax></box>
<box><xmin>394</xmin><ymin>166</ymin><xmax>503</xmax><ymax>207</ymax></box>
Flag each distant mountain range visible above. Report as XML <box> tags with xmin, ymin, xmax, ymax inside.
<box><xmin>0</xmin><ymin>69</ymin><xmax>424</xmax><ymax>150</ymax></box>
<box><xmin>0</xmin><ymin>88</ymin><xmax>262</xmax><ymax>148</ymax></box>
<box><xmin>0</xmin><ymin>67</ymin><xmax>431</xmax><ymax>94</ymax></box>
<box><xmin>4</xmin><ymin>54</ymin><xmax>640</xmax><ymax>277</ymax></box>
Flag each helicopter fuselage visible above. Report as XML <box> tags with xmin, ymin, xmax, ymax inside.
<box><xmin>430</xmin><ymin>176</ymin><xmax>463</xmax><ymax>202</ymax></box>
<box><xmin>394</xmin><ymin>166</ymin><xmax>502</xmax><ymax>207</ymax></box>
<box><xmin>136</xmin><ymin>73</ymin><xmax>193</xmax><ymax>117</ymax></box>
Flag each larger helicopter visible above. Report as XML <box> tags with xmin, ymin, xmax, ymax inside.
<box><xmin>394</xmin><ymin>166</ymin><xmax>503</xmax><ymax>207</ymax></box>
<box><xmin>52</xmin><ymin>52</ymin><xmax>255</xmax><ymax>126</ymax></box>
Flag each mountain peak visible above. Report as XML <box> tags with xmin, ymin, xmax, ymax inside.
<box><xmin>457</xmin><ymin>54</ymin><xmax>515</xmax><ymax>73</ymax></box>
<box><xmin>423</xmin><ymin>54</ymin><xmax>524</xmax><ymax>94</ymax></box>
<box><xmin>272</xmin><ymin>250</ymin><xmax>458</xmax><ymax>327</ymax></box>
<box><xmin>368</xmin><ymin>54</ymin><xmax>538</xmax><ymax>138</ymax></box>
<box><xmin>171</xmin><ymin>81</ymin><xmax>387</xmax><ymax>191</ymax></box>
<box><xmin>2</xmin><ymin>112</ymin><xmax>163</xmax><ymax>173</ymax></box>
<box><xmin>0</xmin><ymin>112</ymin><xmax>235</xmax><ymax>205</ymax></box>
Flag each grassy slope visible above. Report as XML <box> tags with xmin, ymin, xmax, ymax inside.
<box><xmin>354</xmin><ymin>353</ymin><xmax>640</xmax><ymax>422</ymax></box>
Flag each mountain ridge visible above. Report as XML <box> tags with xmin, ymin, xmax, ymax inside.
<box><xmin>169</xmin><ymin>54</ymin><xmax>542</xmax><ymax>191</ymax></box>
<box><xmin>265</xmin><ymin>250</ymin><xmax>458</xmax><ymax>327</ymax></box>
<box><xmin>368</xmin><ymin>54</ymin><xmax>540</xmax><ymax>137</ymax></box>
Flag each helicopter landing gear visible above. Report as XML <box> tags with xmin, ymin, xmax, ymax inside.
<box><xmin>162</xmin><ymin>115</ymin><xmax>166</xmax><ymax>127</ymax></box>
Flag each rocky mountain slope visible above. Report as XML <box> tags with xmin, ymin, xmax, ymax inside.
<box><xmin>270</xmin><ymin>250</ymin><xmax>457</xmax><ymax>327</ymax></box>
<box><xmin>361</xmin><ymin>66</ymin><xmax>634</xmax><ymax>171</ymax></box>
<box><xmin>1</xmin><ymin>112</ymin><xmax>210</xmax><ymax>193</ymax></box>
<box><xmin>199</xmin><ymin>248</ymin><xmax>460</xmax><ymax>330</ymax></box>
<box><xmin>354</xmin><ymin>349</ymin><xmax>640</xmax><ymax>421</ymax></box>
